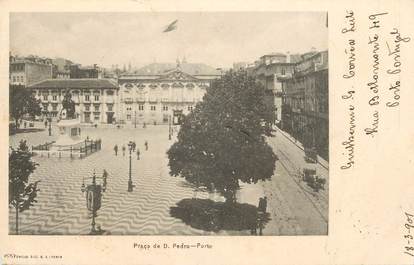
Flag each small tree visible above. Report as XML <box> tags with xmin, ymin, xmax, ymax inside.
<box><xmin>9</xmin><ymin>85</ymin><xmax>42</xmax><ymax>128</ymax></box>
<box><xmin>9</xmin><ymin>140</ymin><xmax>40</xmax><ymax>234</ymax></box>
<box><xmin>168</xmin><ymin>70</ymin><xmax>277</xmax><ymax>204</ymax></box>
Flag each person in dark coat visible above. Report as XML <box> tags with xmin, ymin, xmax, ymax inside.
<box><xmin>132</xmin><ymin>142</ymin><xmax>136</xmax><ymax>152</ymax></box>
<box><xmin>136</xmin><ymin>148</ymin><xmax>140</xmax><ymax>160</ymax></box>
<box><xmin>144</xmin><ymin>141</ymin><xmax>148</xmax><ymax>151</ymax></box>
<box><xmin>122</xmin><ymin>145</ymin><xmax>126</xmax><ymax>156</ymax></box>
<box><xmin>258</xmin><ymin>197</ymin><xmax>264</xmax><ymax>213</ymax></box>
<box><xmin>114</xmin><ymin>144</ymin><xmax>118</xmax><ymax>156</ymax></box>
<box><xmin>262</xmin><ymin>196</ymin><xmax>268</xmax><ymax>213</ymax></box>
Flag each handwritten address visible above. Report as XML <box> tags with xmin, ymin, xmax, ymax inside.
<box><xmin>339</xmin><ymin>10</ymin><xmax>411</xmax><ymax>170</ymax></box>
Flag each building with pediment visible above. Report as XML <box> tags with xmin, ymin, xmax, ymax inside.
<box><xmin>118</xmin><ymin>61</ymin><xmax>221</xmax><ymax>125</ymax></box>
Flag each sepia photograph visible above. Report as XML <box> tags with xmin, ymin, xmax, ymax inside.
<box><xmin>8</xmin><ymin>12</ymin><xmax>329</xmax><ymax>236</ymax></box>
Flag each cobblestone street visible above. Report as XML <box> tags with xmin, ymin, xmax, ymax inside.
<box><xmin>9</xmin><ymin>124</ymin><xmax>328</xmax><ymax>235</ymax></box>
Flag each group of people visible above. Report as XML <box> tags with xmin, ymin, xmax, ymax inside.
<box><xmin>113</xmin><ymin>140</ymin><xmax>149</xmax><ymax>160</ymax></box>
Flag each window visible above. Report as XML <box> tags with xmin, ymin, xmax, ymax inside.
<box><xmin>71</xmin><ymin>128</ymin><xmax>78</xmax><ymax>136</ymax></box>
<box><xmin>12</xmin><ymin>76</ymin><xmax>16</xmax><ymax>82</ymax></box>
<box><xmin>163</xmin><ymin>105</ymin><xmax>168</xmax><ymax>111</ymax></box>
<box><xmin>150</xmin><ymin>105</ymin><xmax>156</xmax><ymax>111</ymax></box>
<box><xmin>94</xmin><ymin>95</ymin><xmax>100</xmax><ymax>101</ymax></box>
<box><xmin>94</xmin><ymin>115</ymin><xmax>100</xmax><ymax>121</ymax></box>
<box><xmin>127</xmin><ymin>114</ymin><xmax>131</xmax><ymax>120</ymax></box>
<box><xmin>52</xmin><ymin>105</ymin><xmax>57</xmax><ymax>111</ymax></box>
<box><xmin>188</xmin><ymin>105</ymin><xmax>193</xmax><ymax>111</ymax></box>
<box><xmin>126</xmin><ymin>106</ymin><xmax>132</xmax><ymax>111</ymax></box>
<box><xmin>52</xmin><ymin>95</ymin><xmax>57</xmax><ymax>101</ymax></box>
<box><xmin>43</xmin><ymin>95</ymin><xmax>48</xmax><ymax>101</ymax></box>
<box><xmin>107</xmin><ymin>104</ymin><xmax>113</xmax><ymax>111</ymax></box>
<box><xmin>85</xmin><ymin>95</ymin><xmax>90</xmax><ymax>101</ymax></box>
<box><xmin>281</xmin><ymin>68</ymin><xmax>286</xmax><ymax>75</ymax></box>
<box><xmin>94</xmin><ymin>105</ymin><xmax>100</xmax><ymax>112</ymax></box>
<box><xmin>85</xmin><ymin>105</ymin><xmax>90</xmax><ymax>111</ymax></box>
<box><xmin>138</xmin><ymin>105</ymin><xmax>144</xmax><ymax>111</ymax></box>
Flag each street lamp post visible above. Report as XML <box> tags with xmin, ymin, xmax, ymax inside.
<box><xmin>168</xmin><ymin>115</ymin><xmax>172</xmax><ymax>140</ymax></box>
<box><xmin>81</xmin><ymin>170</ymin><xmax>108</xmax><ymax>235</ymax></box>
<box><xmin>48</xmin><ymin>113</ymin><xmax>52</xmax><ymax>136</ymax></box>
<box><xmin>127</xmin><ymin>141</ymin><xmax>134</xmax><ymax>192</ymax></box>
<box><xmin>134</xmin><ymin>110</ymin><xmax>137</xmax><ymax>128</ymax></box>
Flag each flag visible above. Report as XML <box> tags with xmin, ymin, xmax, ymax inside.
<box><xmin>163</xmin><ymin>19</ymin><xmax>178</xmax><ymax>33</ymax></box>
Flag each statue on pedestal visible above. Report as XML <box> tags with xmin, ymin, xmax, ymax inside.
<box><xmin>51</xmin><ymin>90</ymin><xmax>84</xmax><ymax>149</ymax></box>
<box><xmin>61</xmin><ymin>90</ymin><xmax>76</xmax><ymax>120</ymax></box>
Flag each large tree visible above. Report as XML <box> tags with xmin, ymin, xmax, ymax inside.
<box><xmin>9</xmin><ymin>85</ymin><xmax>42</xmax><ymax>128</ymax></box>
<box><xmin>168</xmin><ymin>70</ymin><xmax>277</xmax><ymax>203</ymax></box>
<box><xmin>9</xmin><ymin>140</ymin><xmax>40</xmax><ymax>234</ymax></box>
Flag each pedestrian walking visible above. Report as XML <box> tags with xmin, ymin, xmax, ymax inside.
<box><xmin>44</xmin><ymin>120</ymin><xmax>48</xmax><ymax>128</ymax></box>
<box><xmin>122</xmin><ymin>145</ymin><xmax>126</xmax><ymax>156</ymax></box>
<box><xmin>258</xmin><ymin>197</ymin><xmax>264</xmax><ymax>213</ymax></box>
<box><xmin>136</xmin><ymin>148</ymin><xmax>140</xmax><ymax>160</ymax></box>
<box><xmin>114</xmin><ymin>144</ymin><xmax>118</xmax><ymax>156</ymax></box>
<box><xmin>144</xmin><ymin>141</ymin><xmax>148</xmax><ymax>151</ymax></box>
<box><xmin>102</xmin><ymin>169</ymin><xmax>108</xmax><ymax>187</ymax></box>
<box><xmin>262</xmin><ymin>196</ymin><xmax>268</xmax><ymax>213</ymax></box>
<box><xmin>132</xmin><ymin>142</ymin><xmax>136</xmax><ymax>152</ymax></box>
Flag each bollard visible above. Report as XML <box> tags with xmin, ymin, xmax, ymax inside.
<box><xmin>70</xmin><ymin>146</ymin><xmax>73</xmax><ymax>158</ymax></box>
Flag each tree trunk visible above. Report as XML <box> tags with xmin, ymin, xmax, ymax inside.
<box><xmin>15</xmin><ymin>203</ymin><xmax>19</xmax><ymax>235</ymax></box>
<box><xmin>224</xmin><ymin>191</ymin><xmax>235</xmax><ymax>204</ymax></box>
<box><xmin>15</xmin><ymin>118</ymin><xmax>20</xmax><ymax>130</ymax></box>
<box><xmin>223</xmin><ymin>186</ymin><xmax>237</xmax><ymax>204</ymax></box>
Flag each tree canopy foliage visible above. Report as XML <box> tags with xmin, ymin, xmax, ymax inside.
<box><xmin>9</xmin><ymin>85</ymin><xmax>42</xmax><ymax>127</ymax></box>
<box><xmin>9</xmin><ymin>140</ymin><xmax>40</xmax><ymax>234</ymax></box>
<box><xmin>168</xmin><ymin>70</ymin><xmax>277</xmax><ymax>203</ymax></box>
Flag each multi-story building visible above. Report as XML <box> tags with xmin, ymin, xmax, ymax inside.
<box><xmin>28</xmin><ymin>79</ymin><xmax>119</xmax><ymax>124</ymax></box>
<box><xmin>69</xmin><ymin>64</ymin><xmax>102</xmax><ymax>79</ymax></box>
<box><xmin>9</xmin><ymin>58</ymin><xmax>53</xmax><ymax>87</ymax></box>
<box><xmin>251</xmin><ymin>52</ymin><xmax>301</xmax><ymax>122</ymax></box>
<box><xmin>118</xmin><ymin>61</ymin><xmax>221</xmax><ymax>125</ymax></box>
<box><xmin>52</xmin><ymin>58</ymin><xmax>73</xmax><ymax>79</ymax></box>
<box><xmin>279</xmin><ymin>50</ymin><xmax>329</xmax><ymax>160</ymax></box>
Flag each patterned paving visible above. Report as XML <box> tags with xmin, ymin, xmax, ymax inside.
<box><xmin>9</xmin><ymin>125</ymin><xmax>244</xmax><ymax>235</ymax></box>
<box><xmin>9</xmin><ymin>124</ymin><xmax>328</xmax><ymax>235</ymax></box>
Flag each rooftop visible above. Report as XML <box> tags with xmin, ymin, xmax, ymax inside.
<box><xmin>134</xmin><ymin>62</ymin><xmax>221</xmax><ymax>76</ymax></box>
<box><xmin>28</xmin><ymin>79</ymin><xmax>118</xmax><ymax>89</ymax></box>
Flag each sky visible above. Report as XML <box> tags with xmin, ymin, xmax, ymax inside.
<box><xmin>10</xmin><ymin>12</ymin><xmax>328</xmax><ymax>69</ymax></box>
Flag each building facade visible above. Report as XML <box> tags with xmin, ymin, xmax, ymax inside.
<box><xmin>279</xmin><ymin>50</ymin><xmax>329</xmax><ymax>160</ymax></box>
<box><xmin>118</xmin><ymin>62</ymin><xmax>221</xmax><ymax>125</ymax></box>
<box><xmin>10</xmin><ymin>59</ymin><xmax>53</xmax><ymax>87</ymax></box>
<box><xmin>28</xmin><ymin>79</ymin><xmax>119</xmax><ymax>124</ymax></box>
<box><xmin>251</xmin><ymin>53</ymin><xmax>301</xmax><ymax>122</ymax></box>
<box><xmin>69</xmin><ymin>64</ymin><xmax>102</xmax><ymax>79</ymax></box>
